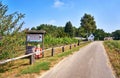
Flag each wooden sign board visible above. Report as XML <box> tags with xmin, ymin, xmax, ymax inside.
<box><xmin>27</xmin><ymin>34</ymin><xmax>42</xmax><ymax>42</ymax></box>
<box><xmin>26</xmin><ymin>46</ymin><xmax>35</xmax><ymax>54</ymax></box>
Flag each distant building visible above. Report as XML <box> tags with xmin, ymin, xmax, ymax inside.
<box><xmin>104</xmin><ymin>37</ymin><xmax>113</xmax><ymax>40</ymax></box>
<box><xmin>88</xmin><ymin>34</ymin><xmax>94</xmax><ymax>41</ymax></box>
<box><xmin>75</xmin><ymin>37</ymin><xmax>86</xmax><ymax>40</ymax></box>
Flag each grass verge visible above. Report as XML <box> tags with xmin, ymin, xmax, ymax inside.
<box><xmin>104</xmin><ymin>40</ymin><xmax>120</xmax><ymax>78</ymax></box>
<box><xmin>21</xmin><ymin>61</ymin><xmax>50</xmax><ymax>74</ymax></box>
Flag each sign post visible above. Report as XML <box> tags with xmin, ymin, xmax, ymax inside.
<box><xmin>26</xmin><ymin>30</ymin><xmax>46</xmax><ymax>64</ymax></box>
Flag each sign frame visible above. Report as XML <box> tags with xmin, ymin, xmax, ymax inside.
<box><xmin>26</xmin><ymin>30</ymin><xmax>46</xmax><ymax>57</ymax></box>
<box><xmin>27</xmin><ymin>34</ymin><xmax>43</xmax><ymax>42</ymax></box>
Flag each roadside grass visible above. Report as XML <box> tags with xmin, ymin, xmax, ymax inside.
<box><xmin>21</xmin><ymin>61</ymin><xmax>50</xmax><ymax>74</ymax></box>
<box><xmin>20</xmin><ymin>42</ymin><xmax>90</xmax><ymax>76</ymax></box>
<box><xmin>104</xmin><ymin>40</ymin><xmax>120</xmax><ymax>78</ymax></box>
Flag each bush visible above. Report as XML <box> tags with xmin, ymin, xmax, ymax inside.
<box><xmin>0</xmin><ymin>32</ymin><xmax>26</xmax><ymax>60</ymax></box>
<box><xmin>44</xmin><ymin>35</ymin><xmax>77</xmax><ymax>48</ymax></box>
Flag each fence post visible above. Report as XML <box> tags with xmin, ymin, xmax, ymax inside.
<box><xmin>51</xmin><ymin>48</ymin><xmax>54</xmax><ymax>56</ymax></box>
<box><xmin>74</xmin><ymin>44</ymin><xmax>76</xmax><ymax>47</ymax></box>
<box><xmin>30</xmin><ymin>54</ymin><xmax>35</xmax><ymax>65</ymax></box>
<box><xmin>42</xmin><ymin>51</ymin><xmax>44</xmax><ymax>58</ymax></box>
<box><xmin>78</xmin><ymin>40</ymin><xmax>80</xmax><ymax>46</ymax></box>
<box><xmin>70</xmin><ymin>44</ymin><xmax>72</xmax><ymax>49</ymax></box>
<box><xmin>62</xmin><ymin>46</ymin><xmax>64</xmax><ymax>52</ymax></box>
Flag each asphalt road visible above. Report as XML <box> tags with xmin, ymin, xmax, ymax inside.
<box><xmin>38</xmin><ymin>41</ymin><xmax>115</xmax><ymax>78</ymax></box>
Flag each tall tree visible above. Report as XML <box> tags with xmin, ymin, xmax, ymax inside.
<box><xmin>78</xmin><ymin>26</ymin><xmax>86</xmax><ymax>37</ymax></box>
<box><xmin>112</xmin><ymin>30</ymin><xmax>120</xmax><ymax>40</ymax></box>
<box><xmin>0</xmin><ymin>2</ymin><xmax>25</xmax><ymax>60</ymax></box>
<box><xmin>64</xmin><ymin>21</ymin><xmax>74</xmax><ymax>37</ymax></box>
<box><xmin>80</xmin><ymin>13</ymin><xmax>97</xmax><ymax>37</ymax></box>
<box><xmin>31</xmin><ymin>24</ymin><xmax>67</xmax><ymax>38</ymax></box>
<box><xmin>94</xmin><ymin>29</ymin><xmax>106</xmax><ymax>40</ymax></box>
<box><xmin>0</xmin><ymin>2</ymin><xmax>25</xmax><ymax>36</ymax></box>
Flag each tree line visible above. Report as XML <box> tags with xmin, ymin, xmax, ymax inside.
<box><xmin>31</xmin><ymin>13</ymin><xmax>119</xmax><ymax>40</ymax></box>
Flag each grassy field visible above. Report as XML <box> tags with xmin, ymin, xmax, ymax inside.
<box><xmin>104</xmin><ymin>40</ymin><xmax>120</xmax><ymax>78</ymax></box>
<box><xmin>0</xmin><ymin>42</ymin><xmax>90</xmax><ymax>78</ymax></box>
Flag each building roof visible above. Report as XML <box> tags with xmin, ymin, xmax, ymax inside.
<box><xmin>26</xmin><ymin>30</ymin><xmax>46</xmax><ymax>34</ymax></box>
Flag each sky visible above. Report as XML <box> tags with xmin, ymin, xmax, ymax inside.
<box><xmin>1</xmin><ymin>0</ymin><xmax>120</xmax><ymax>33</ymax></box>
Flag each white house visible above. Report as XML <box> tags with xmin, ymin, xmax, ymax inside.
<box><xmin>88</xmin><ymin>34</ymin><xmax>94</xmax><ymax>41</ymax></box>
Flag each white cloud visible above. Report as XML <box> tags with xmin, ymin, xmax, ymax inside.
<box><xmin>48</xmin><ymin>20</ymin><xmax>56</xmax><ymax>25</ymax></box>
<box><xmin>53</xmin><ymin>0</ymin><xmax>64</xmax><ymax>8</ymax></box>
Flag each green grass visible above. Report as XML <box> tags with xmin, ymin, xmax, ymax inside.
<box><xmin>104</xmin><ymin>40</ymin><xmax>120</xmax><ymax>77</ymax></box>
<box><xmin>21</xmin><ymin>61</ymin><xmax>50</xmax><ymax>74</ymax></box>
<box><xmin>20</xmin><ymin>42</ymin><xmax>90</xmax><ymax>75</ymax></box>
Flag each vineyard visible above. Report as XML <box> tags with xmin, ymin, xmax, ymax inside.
<box><xmin>104</xmin><ymin>40</ymin><xmax>120</xmax><ymax>78</ymax></box>
<box><xmin>0</xmin><ymin>32</ymin><xmax>78</xmax><ymax>61</ymax></box>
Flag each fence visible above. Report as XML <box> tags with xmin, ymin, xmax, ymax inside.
<box><xmin>0</xmin><ymin>41</ymin><xmax>85</xmax><ymax>65</ymax></box>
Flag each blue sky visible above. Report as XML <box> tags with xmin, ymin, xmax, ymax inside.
<box><xmin>1</xmin><ymin>0</ymin><xmax>120</xmax><ymax>33</ymax></box>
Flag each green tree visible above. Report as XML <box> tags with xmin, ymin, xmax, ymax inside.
<box><xmin>77</xmin><ymin>26</ymin><xmax>86</xmax><ymax>37</ymax></box>
<box><xmin>64</xmin><ymin>21</ymin><xmax>74</xmax><ymax>37</ymax></box>
<box><xmin>80</xmin><ymin>13</ymin><xmax>97</xmax><ymax>37</ymax></box>
<box><xmin>112</xmin><ymin>30</ymin><xmax>120</xmax><ymax>40</ymax></box>
<box><xmin>0</xmin><ymin>2</ymin><xmax>25</xmax><ymax>36</ymax></box>
<box><xmin>31</xmin><ymin>27</ymin><xmax>36</xmax><ymax>30</ymax></box>
<box><xmin>31</xmin><ymin>24</ymin><xmax>67</xmax><ymax>38</ymax></box>
<box><xmin>94</xmin><ymin>29</ymin><xmax>106</xmax><ymax>40</ymax></box>
<box><xmin>0</xmin><ymin>2</ymin><xmax>25</xmax><ymax>60</ymax></box>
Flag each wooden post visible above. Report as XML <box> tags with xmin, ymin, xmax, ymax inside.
<box><xmin>26</xmin><ymin>35</ymin><xmax>28</xmax><ymax>55</ymax></box>
<box><xmin>51</xmin><ymin>48</ymin><xmax>54</xmax><ymax>56</ymax></box>
<box><xmin>70</xmin><ymin>44</ymin><xmax>72</xmax><ymax>49</ymax></box>
<box><xmin>62</xmin><ymin>46</ymin><xmax>64</xmax><ymax>52</ymax></box>
<box><xmin>74</xmin><ymin>44</ymin><xmax>76</xmax><ymax>47</ymax></box>
<box><xmin>42</xmin><ymin>34</ymin><xmax>44</xmax><ymax>58</ymax></box>
<box><xmin>30</xmin><ymin>54</ymin><xmax>35</xmax><ymax>65</ymax></box>
<box><xmin>78</xmin><ymin>40</ymin><xmax>80</xmax><ymax>46</ymax></box>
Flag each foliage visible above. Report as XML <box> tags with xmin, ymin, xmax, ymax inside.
<box><xmin>112</xmin><ymin>30</ymin><xmax>120</xmax><ymax>40</ymax></box>
<box><xmin>31</xmin><ymin>24</ymin><xmax>68</xmax><ymax>37</ymax></box>
<box><xmin>0</xmin><ymin>32</ymin><xmax>26</xmax><ymax>60</ymax></box>
<box><xmin>44</xmin><ymin>35</ymin><xmax>78</xmax><ymax>48</ymax></box>
<box><xmin>0</xmin><ymin>2</ymin><xmax>25</xmax><ymax>60</ymax></box>
<box><xmin>0</xmin><ymin>2</ymin><xmax>25</xmax><ymax>36</ymax></box>
<box><xmin>80</xmin><ymin>13</ymin><xmax>97</xmax><ymax>38</ymax></box>
<box><xmin>64</xmin><ymin>21</ymin><xmax>74</xmax><ymax>37</ymax></box>
<box><xmin>78</xmin><ymin>26</ymin><xmax>86</xmax><ymax>37</ymax></box>
<box><xmin>94</xmin><ymin>29</ymin><xmax>106</xmax><ymax>40</ymax></box>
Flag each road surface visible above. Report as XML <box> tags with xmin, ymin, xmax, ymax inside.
<box><xmin>38</xmin><ymin>41</ymin><xmax>115</xmax><ymax>78</ymax></box>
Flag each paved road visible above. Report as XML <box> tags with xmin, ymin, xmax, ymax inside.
<box><xmin>38</xmin><ymin>41</ymin><xmax>115</xmax><ymax>78</ymax></box>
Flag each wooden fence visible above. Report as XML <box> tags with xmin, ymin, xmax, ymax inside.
<box><xmin>0</xmin><ymin>41</ymin><xmax>85</xmax><ymax>65</ymax></box>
